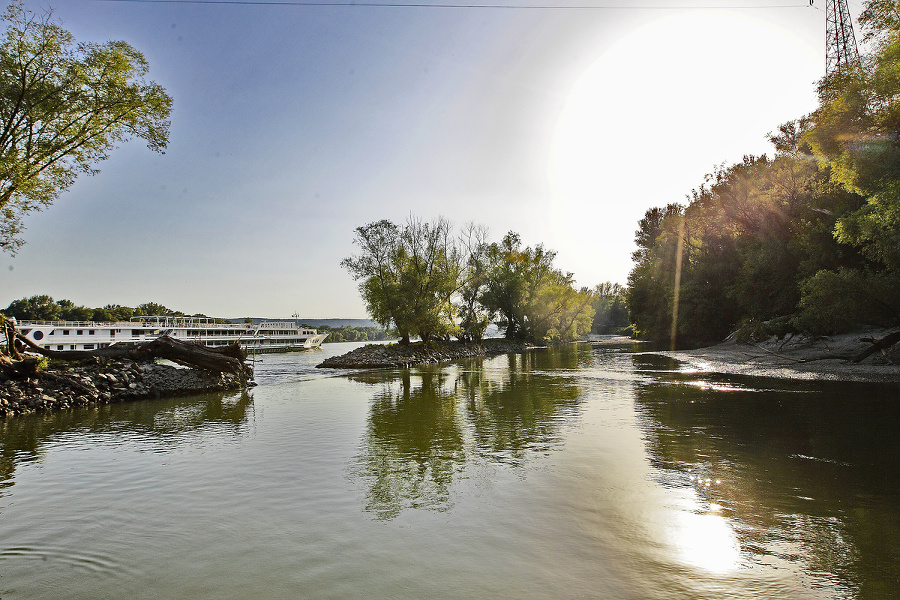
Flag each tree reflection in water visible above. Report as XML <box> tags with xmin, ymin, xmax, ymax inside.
<box><xmin>350</xmin><ymin>347</ymin><xmax>585</xmax><ymax>520</ymax></box>
<box><xmin>0</xmin><ymin>390</ymin><xmax>254</xmax><ymax>494</ymax></box>
<box><xmin>631</xmin><ymin>362</ymin><xmax>900</xmax><ymax>598</ymax></box>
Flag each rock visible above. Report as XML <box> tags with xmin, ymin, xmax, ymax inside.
<box><xmin>0</xmin><ymin>357</ymin><xmax>252</xmax><ymax>419</ymax></box>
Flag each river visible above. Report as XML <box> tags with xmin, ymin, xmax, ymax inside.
<box><xmin>1</xmin><ymin>340</ymin><xmax>898</xmax><ymax>599</ymax></box>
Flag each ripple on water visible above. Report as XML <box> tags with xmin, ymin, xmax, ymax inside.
<box><xmin>0</xmin><ymin>545</ymin><xmax>136</xmax><ymax>577</ymax></box>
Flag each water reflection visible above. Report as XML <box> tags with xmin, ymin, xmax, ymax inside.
<box><xmin>0</xmin><ymin>391</ymin><xmax>254</xmax><ymax>493</ymax></box>
<box><xmin>633</xmin><ymin>361</ymin><xmax>900</xmax><ymax>597</ymax></box>
<box><xmin>351</xmin><ymin>348</ymin><xmax>586</xmax><ymax>520</ymax></box>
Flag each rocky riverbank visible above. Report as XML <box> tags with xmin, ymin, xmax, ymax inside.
<box><xmin>653</xmin><ymin>328</ymin><xmax>900</xmax><ymax>383</ymax></box>
<box><xmin>0</xmin><ymin>358</ymin><xmax>252</xmax><ymax>418</ymax></box>
<box><xmin>317</xmin><ymin>339</ymin><xmax>537</xmax><ymax>369</ymax></box>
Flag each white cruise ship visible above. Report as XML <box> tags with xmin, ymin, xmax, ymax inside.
<box><xmin>15</xmin><ymin>316</ymin><xmax>328</xmax><ymax>354</ymax></box>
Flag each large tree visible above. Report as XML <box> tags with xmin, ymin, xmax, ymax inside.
<box><xmin>0</xmin><ymin>2</ymin><xmax>172</xmax><ymax>254</ymax></box>
<box><xmin>480</xmin><ymin>232</ymin><xmax>593</xmax><ymax>343</ymax></box>
<box><xmin>341</xmin><ymin>217</ymin><xmax>462</xmax><ymax>345</ymax></box>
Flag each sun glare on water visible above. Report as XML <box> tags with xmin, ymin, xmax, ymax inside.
<box><xmin>668</xmin><ymin>507</ymin><xmax>742</xmax><ymax>574</ymax></box>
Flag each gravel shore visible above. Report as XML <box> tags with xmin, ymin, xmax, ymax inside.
<box><xmin>650</xmin><ymin>329</ymin><xmax>900</xmax><ymax>383</ymax></box>
<box><xmin>317</xmin><ymin>339</ymin><xmax>536</xmax><ymax>369</ymax></box>
<box><xmin>0</xmin><ymin>359</ymin><xmax>251</xmax><ymax>418</ymax></box>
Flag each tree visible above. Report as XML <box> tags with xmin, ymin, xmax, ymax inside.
<box><xmin>592</xmin><ymin>282</ymin><xmax>629</xmax><ymax>334</ymax></box>
<box><xmin>480</xmin><ymin>232</ymin><xmax>592</xmax><ymax>343</ymax></box>
<box><xmin>804</xmin><ymin>0</ymin><xmax>900</xmax><ymax>271</ymax></box>
<box><xmin>0</xmin><ymin>2</ymin><xmax>172</xmax><ymax>254</ymax></box>
<box><xmin>456</xmin><ymin>223</ymin><xmax>492</xmax><ymax>341</ymax></box>
<box><xmin>341</xmin><ymin>216</ymin><xmax>462</xmax><ymax>345</ymax></box>
<box><xmin>3</xmin><ymin>294</ymin><xmax>60</xmax><ymax>320</ymax></box>
<box><xmin>134</xmin><ymin>302</ymin><xmax>179</xmax><ymax>317</ymax></box>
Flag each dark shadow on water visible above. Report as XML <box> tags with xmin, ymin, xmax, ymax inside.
<box><xmin>632</xmin><ymin>358</ymin><xmax>900</xmax><ymax>599</ymax></box>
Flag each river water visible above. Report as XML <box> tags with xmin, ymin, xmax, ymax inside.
<box><xmin>1</xmin><ymin>340</ymin><xmax>898</xmax><ymax>599</ymax></box>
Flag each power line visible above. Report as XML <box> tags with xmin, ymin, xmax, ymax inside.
<box><xmin>95</xmin><ymin>0</ymin><xmax>815</xmax><ymax>9</ymax></box>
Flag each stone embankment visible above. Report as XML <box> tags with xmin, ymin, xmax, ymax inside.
<box><xmin>318</xmin><ymin>339</ymin><xmax>536</xmax><ymax>369</ymax></box>
<box><xmin>0</xmin><ymin>359</ymin><xmax>250</xmax><ymax>418</ymax></box>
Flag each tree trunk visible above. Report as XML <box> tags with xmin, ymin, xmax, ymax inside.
<box><xmin>852</xmin><ymin>331</ymin><xmax>900</xmax><ymax>363</ymax></box>
<box><xmin>3</xmin><ymin>319</ymin><xmax>20</xmax><ymax>360</ymax></box>
<box><xmin>14</xmin><ymin>331</ymin><xmax>251</xmax><ymax>377</ymax></box>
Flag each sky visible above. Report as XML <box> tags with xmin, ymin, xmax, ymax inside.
<box><xmin>0</xmin><ymin>0</ymin><xmax>861</xmax><ymax>318</ymax></box>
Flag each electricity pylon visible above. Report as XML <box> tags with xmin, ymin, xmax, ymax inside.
<box><xmin>825</xmin><ymin>0</ymin><xmax>860</xmax><ymax>74</ymax></box>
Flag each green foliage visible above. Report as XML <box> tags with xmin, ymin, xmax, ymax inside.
<box><xmin>591</xmin><ymin>282</ymin><xmax>629</xmax><ymax>334</ymax></box>
<box><xmin>2</xmin><ymin>296</ymin><xmax>184</xmax><ymax>322</ymax></box>
<box><xmin>318</xmin><ymin>325</ymin><xmax>391</xmax><ymax>343</ymax></box>
<box><xmin>134</xmin><ymin>302</ymin><xmax>180</xmax><ymax>317</ymax></box>
<box><xmin>456</xmin><ymin>223</ymin><xmax>492</xmax><ymax>342</ymax></box>
<box><xmin>626</xmin><ymin>146</ymin><xmax>867</xmax><ymax>346</ymax></box>
<box><xmin>342</xmin><ymin>220</ymin><xmax>595</xmax><ymax>345</ymax></box>
<box><xmin>794</xmin><ymin>269</ymin><xmax>900</xmax><ymax>335</ymax></box>
<box><xmin>0</xmin><ymin>2</ymin><xmax>172</xmax><ymax>254</ymax></box>
<box><xmin>3</xmin><ymin>294</ymin><xmax>61</xmax><ymax>320</ymax></box>
<box><xmin>803</xmin><ymin>1</ymin><xmax>900</xmax><ymax>271</ymax></box>
<box><xmin>342</xmin><ymin>216</ymin><xmax>461</xmax><ymax>345</ymax></box>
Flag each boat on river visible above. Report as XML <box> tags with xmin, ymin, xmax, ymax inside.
<box><xmin>15</xmin><ymin>316</ymin><xmax>329</xmax><ymax>354</ymax></box>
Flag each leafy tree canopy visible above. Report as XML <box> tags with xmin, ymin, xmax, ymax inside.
<box><xmin>342</xmin><ymin>219</ymin><xmax>597</xmax><ymax>345</ymax></box>
<box><xmin>0</xmin><ymin>2</ymin><xmax>172</xmax><ymax>254</ymax></box>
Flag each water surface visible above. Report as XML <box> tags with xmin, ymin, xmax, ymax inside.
<box><xmin>1</xmin><ymin>341</ymin><xmax>898</xmax><ymax>599</ymax></box>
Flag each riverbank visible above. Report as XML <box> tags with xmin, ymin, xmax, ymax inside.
<box><xmin>651</xmin><ymin>328</ymin><xmax>900</xmax><ymax>383</ymax></box>
<box><xmin>0</xmin><ymin>359</ymin><xmax>251</xmax><ymax>418</ymax></box>
<box><xmin>317</xmin><ymin>338</ymin><xmax>537</xmax><ymax>369</ymax></box>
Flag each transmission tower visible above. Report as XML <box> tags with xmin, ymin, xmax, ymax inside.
<box><xmin>825</xmin><ymin>0</ymin><xmax>860</xmax><ymax>74</ymax></box>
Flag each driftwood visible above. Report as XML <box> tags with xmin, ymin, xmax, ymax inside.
<box><xmin>3</xmin><ymin>319</ymin><xmax>20</xmax><ymax>360</ymax></box>
<box><xmin>852</xmin><ymin>331</ymin><xmax>900</xmax><ymax>364</ymax></box>
<box><xmin>12</xmin><ymin>331</ymin><xmax>251</xmax><ymax>377</ymax></box>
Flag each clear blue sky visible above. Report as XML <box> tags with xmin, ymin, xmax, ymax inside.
<box><xmin>1</xmin><ymin>0</ymin><xmax>853</xmax><ymax>318</ymax></box>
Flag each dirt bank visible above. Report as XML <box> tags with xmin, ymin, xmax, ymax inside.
<box><xmin>651</xmin><ymin>329</ymin><xmax>900</xmax><ymax>383</ymax></box>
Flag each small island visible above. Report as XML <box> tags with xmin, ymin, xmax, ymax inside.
<box><xmin>318</xmin><ymin>338</ymin><xmax>536</xmax><ymax>369</ymax></box>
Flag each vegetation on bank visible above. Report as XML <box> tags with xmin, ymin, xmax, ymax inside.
<box><xmin>627</xmin><ymin>0</ymin><xmax>900</xmax><ymax>348</ymax></box>
<box><xmin>1</xmin><ymin>295</ymin><xmax>227</xmax><ymax>323</ymax></box>
<box><xmin>317</xmin><ymin>325</ymin><xmax>391</xmax><ymax>343</ymax></box>
<box><xmin>341</xmin><ymin>218</ymin><xmax>617</xmax><ymax>345</ymax></box>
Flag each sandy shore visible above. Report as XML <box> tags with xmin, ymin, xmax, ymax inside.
<box><xmin>647</xmin><ymin>329</ymin><xmax>900</xmax><ymax>383</ymax></box>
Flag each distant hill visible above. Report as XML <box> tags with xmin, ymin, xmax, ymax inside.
<box><xmin>227</xmin><ymin>318</ymin><xmax>379</xmax><ymax>328</ymax></box>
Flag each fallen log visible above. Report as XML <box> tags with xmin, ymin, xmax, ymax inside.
<box><xmin>13</xmin><ymin>332</ymin><xmax>251</xmax><ymax>377</ymax></box>
<box><xmin>852</xmin><ymin>330</ymin><xmax>900</xmax><ymax>364</ymax></box>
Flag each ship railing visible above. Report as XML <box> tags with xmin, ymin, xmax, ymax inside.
<box><xmin>16</xmin><ymin>320</ymin><xmax>134</xmax><ymax>328</ymax></box>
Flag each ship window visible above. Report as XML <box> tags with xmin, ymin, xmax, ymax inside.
<box><xmin>57</xmin><ymin>345</ymin><xmax>64</xmax><ymax>350</ymax></box>
<box><xmin>83</xmin><ymin>344</ymin><xmax>94</xmax><ymax>350</ymax></box>
<box><xmin>89</xmin><ymin>330</ymin><xmax>95</xmax><ymax>335</ymax></box>
<box><xmin>62</xmin><ymin>329</ymin><xmax>69</xmax><ymax>335</ymax></box>
<box><xmin>69</xmin><ymin>345</ymin><xmax>75</xmax><ymax>350</ymax></box>
<box><xmin>132</xmin><ymin>330</ymin><xmax>143</xmax><ymax>336</ymax></box>
<box><xmin>77</xmin><ymin>330</ymin><xmax>83</xmax><ymax>335</ymax></box>
<box><xmin>33</xmin><ymin>330</ymin><xmax>44</xmax><ymax>341</ymax></box>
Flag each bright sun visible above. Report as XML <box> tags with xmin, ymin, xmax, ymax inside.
<box><xmin>547</xmin><ymin>9</ymin><xmax>820</xmax><ymax>285</ymax></box>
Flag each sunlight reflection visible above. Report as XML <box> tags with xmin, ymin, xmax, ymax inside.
<box><xmin>668</xmin><ymin>509</ymin><xmax>741</xmax><ymax>574</ymax></box>
<box><xmin>685</xmin><ymin>380</ymin><xmax>747</xmax><ymax>392</ymax></box>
